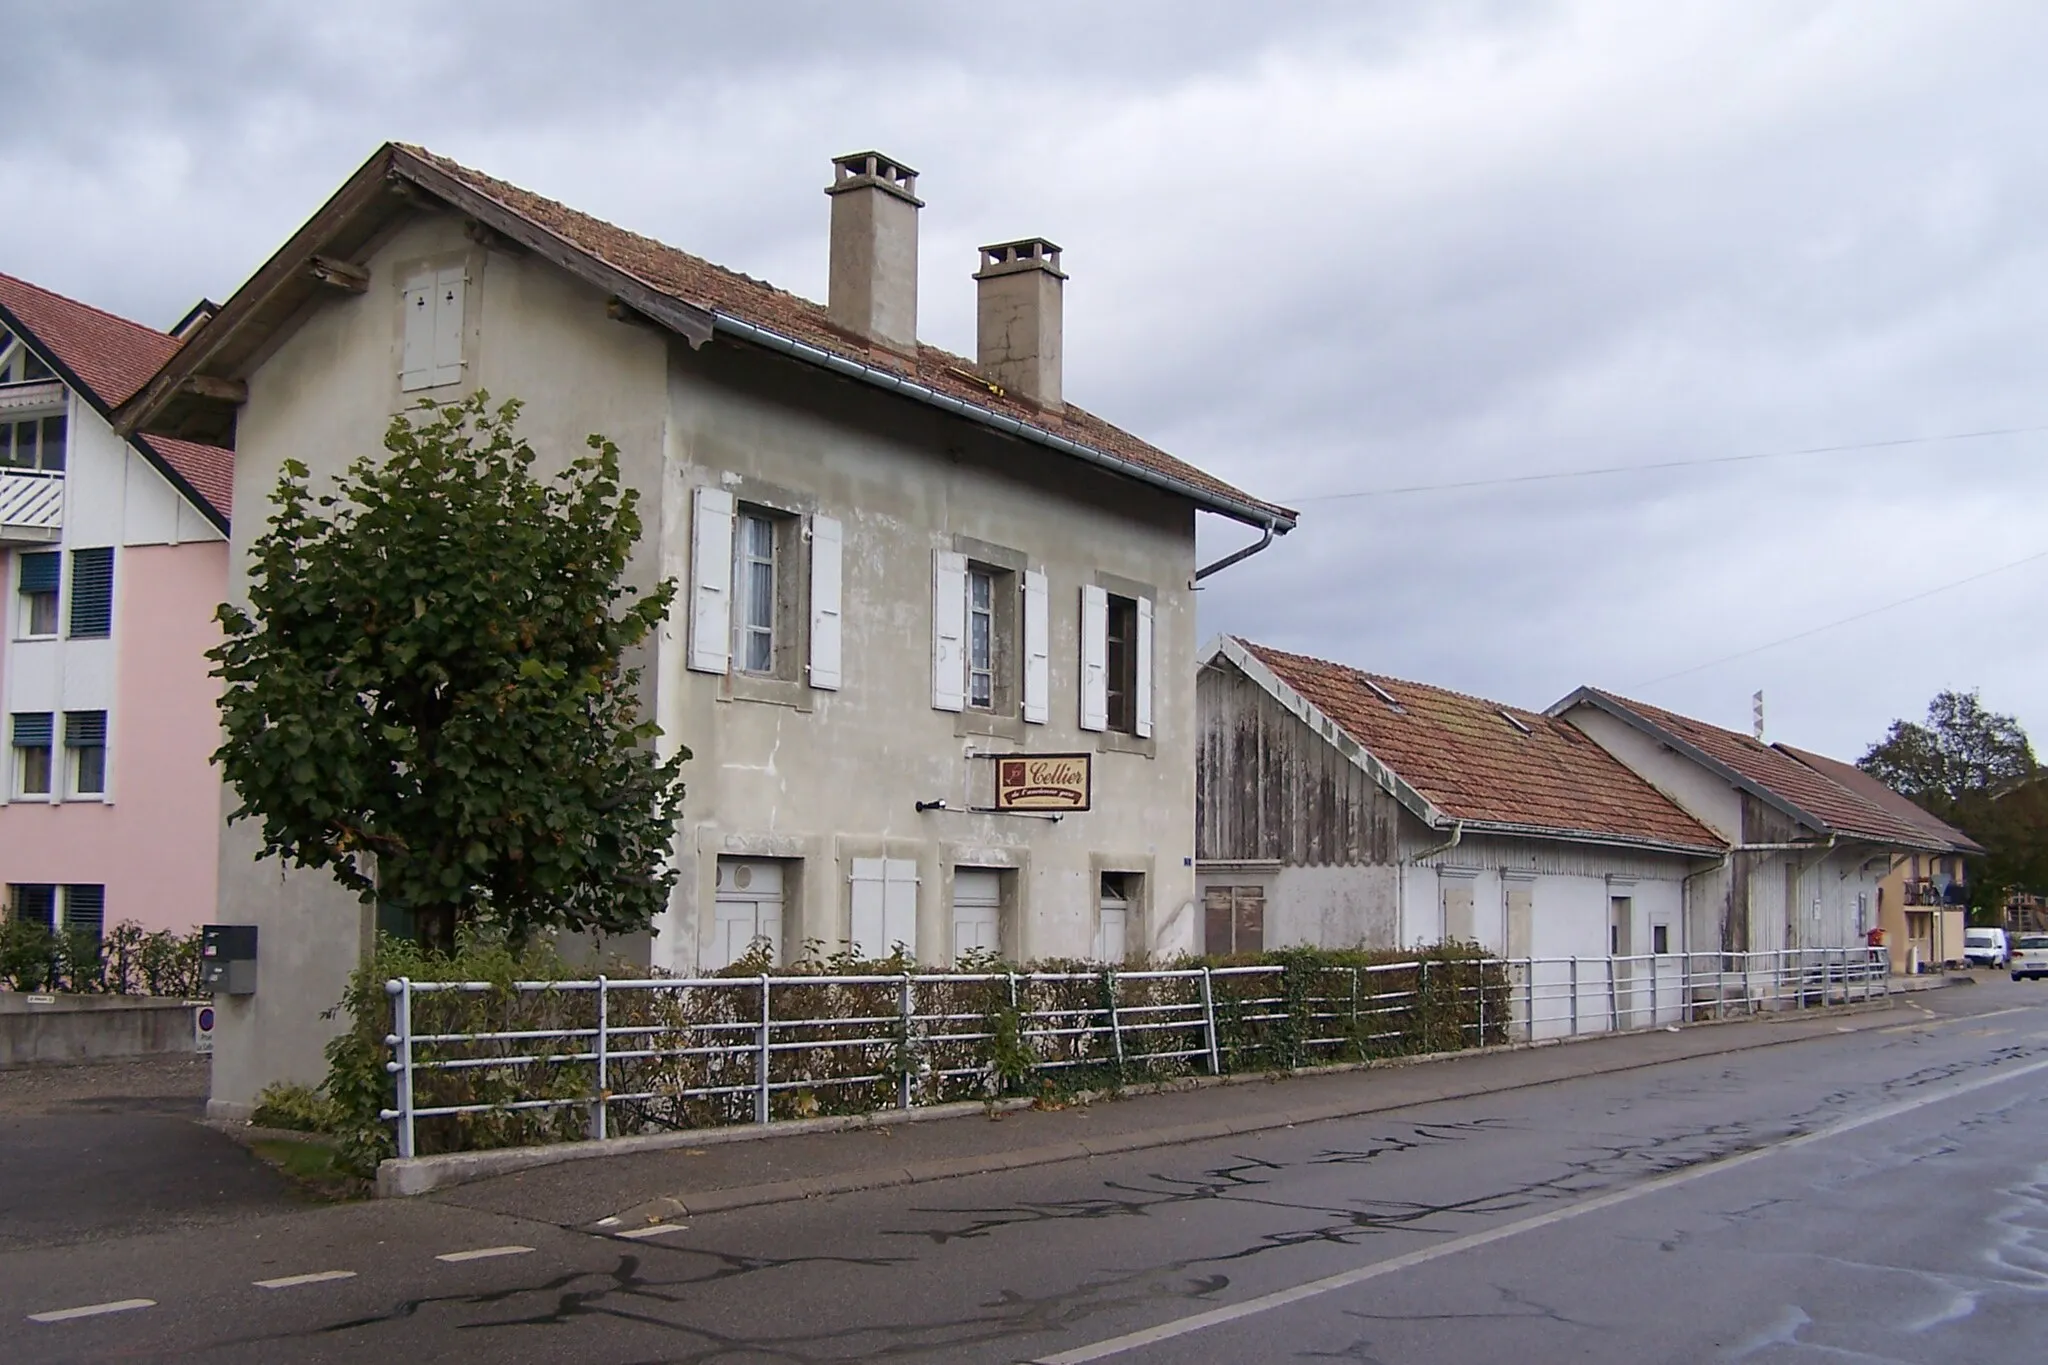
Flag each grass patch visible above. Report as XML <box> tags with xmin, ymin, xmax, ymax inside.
<box><xmin>250</xmin><ymin>1138</ymin><xmax>368</xmax><ymax>1201</ymax></box>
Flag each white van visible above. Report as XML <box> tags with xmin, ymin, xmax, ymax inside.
<box><xmin>1964</xmin><ymin>926</ymin><xmax>2008</xmax><ymax>968</ymax></box>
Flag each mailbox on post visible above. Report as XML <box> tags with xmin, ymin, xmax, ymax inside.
<box><xmin>200</xmin><ymin>924</ymin><xmax>258</xmax><ymax>996</ymax></box>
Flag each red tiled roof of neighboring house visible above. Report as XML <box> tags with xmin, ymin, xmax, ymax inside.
<box><xmin>1236</xmin><ymin>640</ymin><xmax>1723</xmax><ymax>852</ymax></box>
<box><xmin>1776</xmin><ymin>744</ymin><xmax>1985</xmax><ymax>854</ymax></box>
<box><xmin>1580</xmin><ymin>690</ymin><xmax>1947</xmax><ymax>849</ymax></box>
<box><xmin>0</xmin><ymin>270</ymin><xmax>232</xmax><ymax>526</ymax></box>
<box><xmin>397</xmin><ymin>146</ymin><xmax>1290</xmax><ymax>525</ymax></box>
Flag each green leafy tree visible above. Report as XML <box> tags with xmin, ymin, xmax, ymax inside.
<box><xmin>211</xmin><ymin>394</ymin><xmax>688</xmax><ymax>946</ymax></box>
<box><xmin>1858</xmin><ymin>689</ymin><xmax>2035</xmax><ymax>819</ymax></box>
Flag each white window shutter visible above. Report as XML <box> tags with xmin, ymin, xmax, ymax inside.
<box><xmin>430</xmin><ymin>265</ymin><xmax>466</xmax><ymax>386</ymax></box>
<box><xmin>1079</xmin><ymin>584</ymin><xmax>1108</xmax><ymax>732</ymax></box>
<box><xmin>883</xmin><ymin>859</ymin><xmax>919</xmax><ymax>957</ymax></box>
<box><xmin>688</xmin><ymin>486</ymin><xmax>734</xmax><ymax>674</ymax></box>
<box><xmin>399</xmin><ymin>270</ymin><xmax>434</xmax><ymax>391</ymax></box>
<box><xmin>808</xmin><ymin>514</ymin><xmax>842</xmax><ymax>691</ymax></box>
<box><xmin>932</xmin><ymin>550</ymin><xmax>967</xmax><ymax>712</ymax></box>
<box><xmin>849</xmin><ymin>858</ymin><xmax>886</xmax><ymax>958</ymax></box>
<box><xmin>1022</xmin><ymin>569</ymin><xmax>1050</xmax><ymax>725</ymax></box>
<box><xmin>1135</xmin><ymin>595</ymin><xmax>1154</xmax><ymax>739</ymax></box>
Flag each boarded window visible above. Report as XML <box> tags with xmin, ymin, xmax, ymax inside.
<box><xmin>1506</xmin><ymin>882</ymin><xmax>1534</xmax><ymax>959</ymax></box>
<box><xmin>1203</xmin><ymin>884</ymin><xmax>1265</xmax><ymax>956</ymax></box>
<box><xmin>1442</xmin><ymin>879</ymin><xmax>1476</xmax><ymax>944</ymax></box>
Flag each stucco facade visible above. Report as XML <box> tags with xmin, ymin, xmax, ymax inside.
<box><xmin>1</xmin><ymin>282</ymin><xmax>229</xmax><ymax>941</ymax></box>
<box><xmin>119</xmin><ymin>146</ymin><xmax>1288</xmax><ymax>1115</ymax></box>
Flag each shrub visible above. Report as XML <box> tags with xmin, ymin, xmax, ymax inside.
<box><xmin>252</xmin><ymin>1082</ymin><xmax>339</xmax><ymax>1133</ymax></box>
<box><xmin>0</xmin><ymin>920</ymin><xmax>205</xmax><ymax>996</ymax></box>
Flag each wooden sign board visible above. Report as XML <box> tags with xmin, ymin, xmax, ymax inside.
<box><xmin>995</xmin><ymin>753</ymin><xmax>1092</xmax><ymax>811</ymax></box>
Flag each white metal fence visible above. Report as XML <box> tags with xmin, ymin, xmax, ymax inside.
<box><xmin>380</xmin><ymin>947</ymin><xmax>1888</xmax><ymax>1159</ymax></box>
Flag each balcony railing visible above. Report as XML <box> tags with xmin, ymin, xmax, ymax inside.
<box><xmin>0</xmin><ymin>467</ymin><xmax>63</xmax><ymax>543</ymax></box>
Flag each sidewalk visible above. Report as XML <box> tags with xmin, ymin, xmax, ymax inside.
<box><xmin>426</xmin><ymin>991</ymin><xmax>1948</xmax><ymax>1231</ymax></box>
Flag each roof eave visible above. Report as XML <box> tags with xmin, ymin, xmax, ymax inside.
<box><xmin>0</xmin><ymin>295</ymin><xmax>229</xmax><ymax>534</ymax></box>
<box><xmin>1454</xmin><ymin>818</ymin><xmax>1726</xmax><ymax>859</ymax></box>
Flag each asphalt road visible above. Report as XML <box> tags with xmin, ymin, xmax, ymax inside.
<box><xmin>5</xmin><ymin>978</ymin><xmax>2047</xmax><ymax>1363</ymax></box>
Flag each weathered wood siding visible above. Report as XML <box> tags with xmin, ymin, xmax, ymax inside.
<box><xmin>1197</xmin><ymin>662</ymin><xmax>1402</xmax><ymax>864</ymax></box>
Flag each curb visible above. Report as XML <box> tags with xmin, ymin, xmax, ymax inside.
<box><xmin>596</xmin><ymin>996</ymin><xmax>1915</xmax><ymax>1229</ymax></box>
<box><xmin>375</xmin><ymin>989</ymin><xmax>1916</xmax><ymax>1200</ymax></box>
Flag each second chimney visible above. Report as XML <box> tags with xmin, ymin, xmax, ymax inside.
<box><xmin>974</xmin><ymin>238</ymin><xmax>1065</xmax><ymax>409</ymax></box>
<box><xmin>825</xmin><ymin>151</ymin><xmax>922</xmax><ymax>355</ymax></box>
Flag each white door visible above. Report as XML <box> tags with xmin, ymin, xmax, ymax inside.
<box><xmin>951</xmin><ymin>869</ymin><xmax>1003</xmax><ymax>964</ymax></box>
<box><xmin>1096</xmin><ymin>895</ymin><xmax>1128</xmax><ymax>963</ymax></box>
<box><xmin>711</xmin><ymin>859</ymin><xmax>784</xmax><ymax>969</ymax></box>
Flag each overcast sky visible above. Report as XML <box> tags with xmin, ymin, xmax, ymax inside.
<box><xmin>7</xmin><ymin>0</ymin><xmax>2045</xmax><ymax>760</ymax></box>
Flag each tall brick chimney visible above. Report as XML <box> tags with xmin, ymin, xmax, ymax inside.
<box><xmin>825</xmin><ymin>151</ymin><xmax>921</xmax><ymax>355</ymax></box>
<box><xmin>974</xmin><ymin>238</ymin><xmax>1065</xmax><ymax>409</ymax></box>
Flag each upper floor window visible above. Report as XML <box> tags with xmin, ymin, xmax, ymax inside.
<box><xmin>10</xmin><ymin>711</ymin><xmax>52</xmax><ymax>797</ymax></box>
<box><xmin>933</xmin><ymin>553</ymin><xmax>1045</xmax><ymax>720</ymax></box>
<box><xmin>968</xmin><ymin>569</ymin><xmax>998</xmax><ymax>710</ymax></box>
<box><xmin>0</xmin><ymin>330</ymin><xmax>55</xmax><ymax>386</ymax></box>
<box><xmin>1104</xmin><ymin>593</ymin><xmax>1139</xmax><ymax>733</ymax></box>
<box><xmin>17</xmin><ymin>551</ymin><xmax>58</xmax><ymax>637</ymax></box>
<box><xmin>1079</xmin><ymin>583</ymin><xmax>1153</xmax><ymax>739</ymax></box>
<box><xmin>0</xmin><ymin>413</ymin><xmax>66</xmax><ymax>473</ymax></box>
<box><xmin>67</xmin><ymin>546</ymin><xmax>112</xmax><ymax>638</ymax></box>
<box><xmin>64</xmin><ymin>710</ymin><xmax>107</xmax><ymax>797</ymax></box>
<box><xmin>734</xmin><ymin>510</ymin><xmax>779</xmax><ymax>675</ymax></box>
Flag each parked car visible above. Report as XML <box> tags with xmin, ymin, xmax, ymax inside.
<box><xmin>1965</xmin><ymin>926</ymin><xmax>2009</xmax><ymax>968</ymax></box>
<box><xmin>2012</xmin><ymin>934</ymin><xmax>2048</xmax><ymax>981</ymax></box>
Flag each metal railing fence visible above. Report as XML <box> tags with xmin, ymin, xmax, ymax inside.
<box><xmin>379</xmin><ymin>947</ymin><xmax>1887</xmax><ymax>1159</ymax></box>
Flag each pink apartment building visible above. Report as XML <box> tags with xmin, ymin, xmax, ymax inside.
<box><xmin>0</xmin><ymin>272</ymin><xmax>232</xmax><ymax>940</ymax></box>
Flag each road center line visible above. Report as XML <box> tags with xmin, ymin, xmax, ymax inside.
<box><xmin>255</xmin><ymin>1270</ymin><xmax>358</xmax><ymax>1289</ymax></box>
<box><xmin>1035</xmin><ymin>1051</ymin><xmax>2048</xmax><ymax>1364</ymax></box>
<box><xmin>436</xmin><ymin>1245</ymin><xmax>534</xmax><ymax>1263</ymax></box>
<box><xmin>27</xmin><ymin>1299</ymin><xmax>155</xmax><ymax>1324</ymax></box>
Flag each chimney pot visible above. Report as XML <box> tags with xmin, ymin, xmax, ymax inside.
<box><xmin>825</xmin><ymin>150</ymin><xmax>922</xmax><ymax>354</ymax></box>
<box><xmin>974</xmin><ymin>236</ymin><xmax>1066</xmax><ymax>409</ymax></box>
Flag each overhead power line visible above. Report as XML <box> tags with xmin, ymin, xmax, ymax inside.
<box><xmin>1636</xmin><ymin>547</ymin><xmax>2048</xmax><ymax>688</ymax></box>
<box><xmin>1281</xmin><ymin>423</ymin><xmax>2048</xmax><ymax>504</ymax></box>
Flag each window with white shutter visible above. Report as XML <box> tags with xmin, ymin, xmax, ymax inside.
<box><xmin>849</xmin><ymin>858</ymin><xmax>919</xmax><ymax>959</ymax></box>
<box><xmin>400</xmin><ymin>270</ymin><xmax>434</xmax><ymax>391</ymax></box>
<box><xmin>430</xmin><ymin>266</ymin><xmax>466</xmax><ymax>386</ymax></box>
<box><xmin>400</xmin><ymin>264</ymin><xmax>468</xmax><ymax>391</ymax></box>
<box><xmin>1021</xmin><ymin>569</ymin><xmax>1049</xmax><ymax>725</ymax></box>
<box><xmin>1134</xmin><ymin>596</ymin><xmax>1154</xmax><ymax>739</ymax></box>
<box><xmin>1078</xmin><ymin>585</ymin><xmax>1108</xmax><ymax>732</ymax></box>
<box><xmin>688</xmin><ymin>486</ymin><xmax>734</xmax><ymax>674</ymax></box>
<box><xmin>932</xmin><ymin>551</ymin><xmax>967</xmax><ymax>712</ymax></box>
<box><xmin>808</xmin><ymin>514</ymin><xmax>842</xmax><ymax>691</ymax></box>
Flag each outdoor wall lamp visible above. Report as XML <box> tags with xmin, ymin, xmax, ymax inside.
<box><xmin>915</xmin><ymin>799</ymin><xmax>949</xmax><ymax>812</ymax></box>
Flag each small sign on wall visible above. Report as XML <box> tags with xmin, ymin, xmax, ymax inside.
<box><xmin>193</xmin><ymin>1004</ymin><xmax>215</xmax><ymax>1055</ymax></box>
<box><xmin>995</xmin><ymin>753</ymin><xmax>1092</xmax><ymax>811</ymax></box>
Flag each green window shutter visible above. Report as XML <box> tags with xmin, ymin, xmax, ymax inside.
<box><xmin>62</xmin><ymin>885</ymin><xmax>105</xmax><ymax>942</ymax></box>
<box><xmin>18</xmin><ymin>551</ymin><xmax>58</xmax><ymax>595</ymax></box>
<box><xmin>10</xmin><ymin>712</ymin><xmax>53</xmax><ymax>747</ymax></box>
<box><xmin>68</xmin><ymin>547</ymin><xmax>113</xmax><ymax>637</ymax></box>
<box><xmin>63</xmin><ymin>711</ymin><xmax>106</xmax><ymax>748</ymax></box>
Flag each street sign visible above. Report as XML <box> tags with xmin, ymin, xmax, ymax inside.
<box><xmin>194</xmin><ymin>1004</ymin><xmax>215</xmax><ymax>1055</ymax></box>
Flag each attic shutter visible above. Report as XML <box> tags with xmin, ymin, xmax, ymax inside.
<box><xmin>67</xmin><ymin>547</ymin><xmax>113</xmax><ymax>638</ymax></box>
<box><xmin>1078</xmin><ymin>584</ymin><xmax>1108</xmax><ymax>732</ymax></box>
<box><xmin>430</xmin><ymin>265</ymin><xmax>466</xmax><ymax>386</ymax></box>
<box><xmin>400</xmin><ymin>270</ymin><xmax>435</xmax><ymax>391</ymax></box>
<box><xmin>807</xmin><ymin>514</ymin><xmax>842</xmax><ymax>691</ymax></box>
<box><xmin>18</xmin><ymin>551</ymin><xmax>58</xmax><ymax>595</ymax></box>
<box><xmin>931</xmin><ymin>551</ymin><xmax>966</xmax><ymax>712</ymax></box>
<box><xmin>1021</xmin><ymin>569</ymin><xmax>1050</xmax><ymax>725</ymax></box>
<box><xmin>1134</xmin><ymin>596</ymin><xmax>1154</xmax><ymax>739</ymax></box>
<box><xmin>688</xmin><ymin>486</ymin><xmax>734</xmax><ymax>674</ymax></box>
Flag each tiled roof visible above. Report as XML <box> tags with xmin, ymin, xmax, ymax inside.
<box><xmin>398</xmin><ymin>146</ymin><xmax>1291</xmax><ymax>525</ymax></box>
<box><xmin>0</xmin><ymin>270</ymin><xmax>232</xmax><ymax>525</ymax></box>
<box><xmin>1584</xmin><ymin>690</ymin><xmax>1947</xmax><ymax>849</ymax></box>
<box><xmin>1776</xmin><ymin>744</ymin><xmax>1984</xmax><ymax>854</ymax></box>
<box><xmin>1238</xmin><ymin>640</ymin><xmax>1723</xmax><ymax>852</ymax></box>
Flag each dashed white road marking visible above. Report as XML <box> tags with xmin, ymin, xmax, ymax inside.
<box><xmin>254</xmin><ymin>1270</ymin><xmax>358</xmax><ymax>1289</ymax></box>
<box><xmin>615</xmin><ymin>1223</ymin><xmax>690</xmax><ymax>1240</ymax></box>
<box><xmin>436</xmin><ymin>1245</ymin><xmax>534</xmax><ymax>1263</ymax></box>
<box><xmin>27</xmin><ymin>1299</ymin><xmax>155</xmax><ymax>1324</ymax></box>
<box><xmin>1035</xmin><ymin>1051</ymin><xmax>2048</xmax><ymax>1363</ymax></box>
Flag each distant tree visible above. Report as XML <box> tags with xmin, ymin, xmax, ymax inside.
<box><xmin>1857</xmin><ymin>689</ymin><xmax>2035</xmax><ymax>819</ymax></box>
<box><xmin>1860</xmin><ymin>690</ymin><xmax>2041</xmax><ymax>919</ymax></box>
<box><xmin>211</xmin><ymin>394</ymin><xmax>688</xmax><ymax>948</ymax></box>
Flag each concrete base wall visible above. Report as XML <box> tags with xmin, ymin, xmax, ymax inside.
<box><xmin>0</xmin><ymin>993</ymin><xmax>202</xmax><ymax>1066</ymax></box>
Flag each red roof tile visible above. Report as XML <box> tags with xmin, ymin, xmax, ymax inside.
<box><xmin>397</xmin><ymin>146</ymin><xmax>1290</xmax><ymax>525</ymax></box>
<box><xmin>1585</xmin><ymin>691</ymin><xmax>1947</xmax><ymax>849</ymax></box>
<box><xmin>1776</xmin><ymin>744</ymin><xmax>1982</xmax><ymax>853</ymax></box>
<box><xmin>1238</xmin><ymin>640</ymin><xmax>1722</xmax><ymax>852</ymax></box>
<box><xmin>0</xmin><ymin>271</ymin><xmax>232</xmax><ymax>525</ymax></box>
